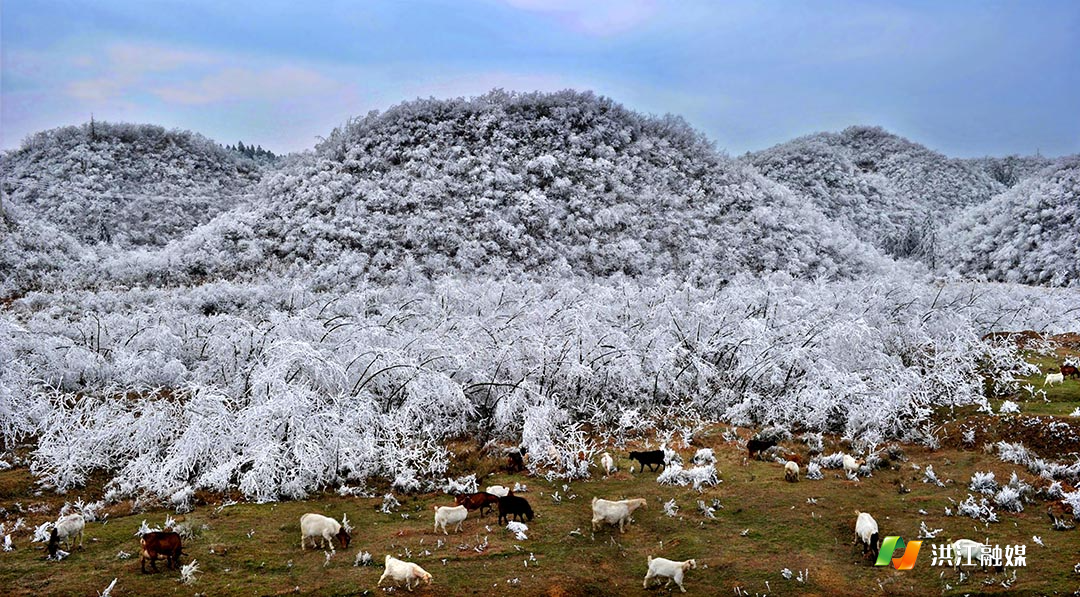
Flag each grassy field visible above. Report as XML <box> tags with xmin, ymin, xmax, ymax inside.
<box><xmin>2</xmin><ymin>419</ymin><xmax>1079</xmax><ymax>597</ymax></box>
<box><xmin>2</xmin><ymin>339</ymin><xmax>1079</xmax><ymax>597</ymax></box>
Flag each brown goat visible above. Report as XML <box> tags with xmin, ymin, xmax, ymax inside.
<box><xmin>454</xmin><ymin>492</ymin><xmax>501</xmax><ymax>517</ymax></box>
<box><xmin>140</xmin><ymin>531</ymin><xmax>183</xmax><ymax>573</ymax></box>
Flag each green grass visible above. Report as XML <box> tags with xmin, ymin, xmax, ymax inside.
<box><xmin>1005</xmin><ymin>351</ymin><xmax>1080</xmax><ymax>416</ymax></box>
<box><xmin>2</xmin><ymin>432</ymin><xmax>1079</xmax><ymax>597</ymax></box>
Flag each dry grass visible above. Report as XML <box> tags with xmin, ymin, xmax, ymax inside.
<box><xmin>2</xmin><ymin>428</ymin><xmax>1078</xmax><ymax>597</ymax></box>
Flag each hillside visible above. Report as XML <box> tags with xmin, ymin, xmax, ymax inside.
<box><xmin>0</xmin><ymin>121</ymin><xmax>262</xmax><ymax>248</ymax></box>
<box><xmin>745</xmin><ymin>126</ymin><xmax>1007</xmax><ymax>261</ymax></box>
<box><xmin>942</xmin><ymin>156</ymin><xmax>1080</xmax><ymax>286</ymax></box>
<box><xmin>126</xmin><ymin>90</ymin><xmax>883</xmax><ymax>287</ymax></box>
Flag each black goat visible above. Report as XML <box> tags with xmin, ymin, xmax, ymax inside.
<box><xmin>498</xmin><ymin>495</ymin><xmax>534</xmax><ymax>524</ymax></box>
<box><xmin>628</xmin><ymin>450</ymin><xmax>665</xmax><ymax>472</ymax></box>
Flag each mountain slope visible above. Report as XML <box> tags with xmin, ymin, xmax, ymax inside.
<box><xmin>143</xmin><ymin>90</ymin><xmax>882</xmax><ymax>285</ymax></box>
<box><xmin>745</xmin><ymin>126</ymin><xmax>1006</xmax><ymax>260</ymax></box>
<box><xmin>942</xmin><ymin>156</ymin><xmax>1080</xmax><ymax>286</ymax></box>
<box><xmin>0</xmin><ymin>122</ymin><xmax>262</xmax><ymax>248</ymax></box>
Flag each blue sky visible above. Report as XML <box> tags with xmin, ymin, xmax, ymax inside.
<box><xmin>3</xmin><ymin>0</ymin><xmax>1078</xmax><ymax>157</ymax></box>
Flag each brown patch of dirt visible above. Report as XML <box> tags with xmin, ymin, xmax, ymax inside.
<box><xmin>981</xmin><ymin>329</ymin><xmax>1080</xmax><ymax>352</ymax></box>
<box><xmin>981</xmin><ymin>330</ymin><xmax>1045</xmax><ymax>348</ymax></box>
<box><xmin>1050</xmin><ymin>332</ymin><xmax>1080</xmax><ymax>350</ymax></box>
<box><xmin>941</xmin><ymin>414</ymin><xmax>1080</xmax><ymax>457</ymax></box>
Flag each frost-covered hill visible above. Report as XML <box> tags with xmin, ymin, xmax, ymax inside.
<box><xmin>942</xmin><ymin>156</ymin><xmax>1080</xmax><ymax>286</ymax></box>
<box><xmin>745</xmin><ymin>126</ymin><xmax>1008</xmax><ymax>261</ymax></box>
<box><xmin>0</xmin><ymin>122</ymin><xmax>261</xmax><ymax>248</ymax></box>
<box><xmin>136</xmin><ymin>90</ymin><xmax>882</xmax><ymax>286</ymax></box>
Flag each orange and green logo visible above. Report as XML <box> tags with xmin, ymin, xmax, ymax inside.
<box><xmin>875</xmin><ymin>536</ymin><xmax>922</xmax><ymax>570</ymax></box>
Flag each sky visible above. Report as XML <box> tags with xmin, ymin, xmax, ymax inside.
<box><xmin>2</xmin><ymin>0</ymin><xmax>1078</xmax><ymax>157</ymax></box>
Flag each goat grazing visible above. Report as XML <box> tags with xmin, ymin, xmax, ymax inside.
<box><xmin>853</xmin><ymin>511</ymin><xmax>880</xmax><ymax>560</ymax></box>
<box><xmin>601</xmin><ymin>452</ymin><xmax>615</xmax><ymax>475</ymax></box>
<box><xmin>433</xmin><ymin>505</ymin><xmax>468</xmax><ymax>535</ymax></box>
<box><xmin>1045</xmin><ymin>372</ymin><xmax>1065</xmax><ymax>386</ymax></box>
<box><xmin>299</xmin><ymin>513</ymin><xmax>351</xmax><ymax>551</ymax></box>
<box><xmin>629</xmin><ymin>450</ymin><xmax>665</xmax><ymax>472</ymax></box>
<box><xmin>843</xmin><ymin>455</ymin><xmax>862</xmax><ymax>477</ymax></box>
<box><xmin>1061</xmin><ymin>364</ymin><xmax>1080</xmax><ymax>379</ymax></box>
<box><xmin>747</xmin><ymin>438</ymin><xmax>778</xmax><ymax>458</ymax></box>
<box><xmin>784</xmin><ymin>460</ymin><xmax>800</xmax><ymax>482</ymax></box>
<box><xmin>140</xmin><ymin>531</ymin><xmax>183</xmax><ymax>573</ymax></box>
<box><xmin>498</xmin><ymin>495</ymin><xmax>534</xmax><ymax>525</ymax></box>
<box><xmin>454</xmin><ymin>492</ymin><xmax>500</xmax><ymax>517</ymax></box>
<box><xmin>643</xmin><ymin>556</ymin><xmax>696</xmax><ymax>593</ymax></box>
<box><xmin>52</xmin><ymin>514</ymin><xmax>85</xmax><ymax>551</ymax></box>
<box><xmin>378</xmin><ymin>554</ymin><xmax>433</xmax><ymax>591</ymax></box>
<box><xmin>952</xmin><ymin>539</ymin><xmax>1003</xmax><ymax>572</ymax></box>
<box><xmin>591</xmin><ymin>497</ymin><xmax>647</xmax><ymax>533</ymax></box>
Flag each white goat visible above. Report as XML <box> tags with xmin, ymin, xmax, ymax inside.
<box><xmin>952</xmin><ymin>539</ymin><xmax>1002</xmax><ymax>572</ymax></box>
<box><xmin>1045</xmin><ymin>372</ymin><xmax>1064</xmax><ymax>386</ymax></box>
<box><xmin>842</xmin><ymin>454</ymin><xmax>861</xmax><ymax>477</ymax></box>
<box><xmin>52</xmin><ymin>514</ymin><xmax>85</xmax><ymax>550</ymax></box>
<box><xmin>784</xmin><ymin>460</ymin><xmax>800</xmax><ymax>482</ymax></box>
<box><xmin>643</xmin><ymin>556</ymin><xmax>697</xmax><ymax>593</ymax></box>
<box><xmin>378</xmin><ymin>554</ymin><xmax>433</xmax><ymax>591</ymax></box>
<box><xmin>601</xmin><ymin>452</ymin><xmax>615</xmax><ymax>475</ymax></box>
<box><xmin>591</xmin><ymin>497</ymin><xmax>647</xmax><ymax>533</ymax></box>
<box><xmin>299</xmin><ymin>513</ymin><xmax>350</xmax><ymax>551</ymax></box>
<box><xmin>485</xmin><ymin>485</ymin><xmax>510</xmax><ymax>497</ymax></box>
<box><xmin>433</xmin><ymin>505</ymin><xmax>468</xmax><ymax>535</ymax></box>
<box><xmin>853</xmin><ymin>511</ymin><xmax>880</xmax><ymax>559</ymax></box>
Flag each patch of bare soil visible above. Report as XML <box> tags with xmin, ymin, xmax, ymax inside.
<box><xmin>1050</xmin><ymin>332</ymin><xmax>1080</xmax><ymax>350</ymax></box>
<box><xmin>941</xmin><ymin>414</ymin><xmax>1080</xmax><ymax>457</ymax></box>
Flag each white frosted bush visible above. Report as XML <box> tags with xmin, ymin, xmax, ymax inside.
<box><xmin>969</xmin><ymin>471</ymin><xmax>997</xmax><ymax>495</ymax></box>
<box><xmin>999</xmin><ymin>400</ymin><xmax>1020</xmax><ymax>414</ymax></box>
<box><xmin>657</xmin><ymin>464</ymin><xmax>719</xmax><ymax>491</ymax></box>
<box><xmin>956</xmin><ymin>494</ymin><xmax>998</xmax><ymax>523</ymax></box>
<box><xmin>994</xmin><ymin>486</ymin><xmax>1024</xmax><ymax>512</ymax></box>
<box><xmin>692</xmin><ymin>448</ymin><xmax>715</xmax><ymax>466</ymax></box>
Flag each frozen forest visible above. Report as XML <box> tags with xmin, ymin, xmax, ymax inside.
<box><xmin>1</xmin><ymin>90</ymin><xmax>1078</xmax><ymax>502</ymax></box>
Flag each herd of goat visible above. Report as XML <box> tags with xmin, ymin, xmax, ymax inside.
<box><xmin>27</xmin><ymin>428</ymin><xmax>1041</xmax><ymax>594</ymax></box>
<box><xmin>31</xmin><ymin>355</ymin><xmax>1080</xmax><ymax>591</ymax></box>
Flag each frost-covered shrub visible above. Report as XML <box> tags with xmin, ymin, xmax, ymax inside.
<box><xmin>1028</xmin><ymin>457</ymin><xmax>1080</xmax><ymax>485</ymax></box>
<box><xmin>805</xmin><ymin>462</ymin><xmax>823</xmax><ymax>480</ymax></box>
<box><xmin>5</xmin><ymin>264</ymin><xmax>1072</xmax><ymax>500</ymax></box>
<box><xmin>662</xmin><ymin>446</ymin><xmax>683</xmax><ymax>467</ymax></box>
<box><xmin>922</xmin><ymin>465</ymin><xmax>945</xmax><ymax>487</ymax></box>
<box><xmin>818</xmin><ymin>453</ymin><xmax>847</xmax><ymax>469</ymax></box>
<box><xmin>1047</xmin><ymin>481</ymin><xmax>1065</xmax><ymax>500</ymax></box>
<box><xmin>969</xmin><ymin>471</ymin><xmax>998</xmax><ymax>495</ymax></box>
<box><xmin>962</xmin><ymin>428</ymin><xmax>977</xmax><ymax>447</ymax></box>
<box><xmin>956</xmin><ymin>494</ymin><xmax>998</xmax><ymax>523</ymax></box>
<box><xmin>998</xmin><ymin>442</ymin><xmax>1034</xmax><ymax>466</ymax></box>
<box><xmin>799</xmin><ymin>432</ymin><xmax>824</xmax><ymax>454</ymax></box>
<box><xmin>999</xmin><ymin>401</ymin><xmax>1021</xmax><ymax>414</ymax></box>
<box><xmin>445</xmin><ymin>475</ymin><xmax>478</xmax><ymax>495</ymax></box>
<box><xmin>995</xmin><ymin>486</ymin><xmax>1024</xmax><ymax>512</ymax></box>
<box><xmin>691</xmin><ymin>449</ymin><xmax>715</xmax><ymax>466</ymax></box>
<box><xmin>1062</xmin><ymin>491</ymin><xmax>1080</xmax><ymax>521</ymax></box>
<box><xmin>657</xmin><ymin>464</ymin><xmax>719</xmax><ymax>491</ymax></box>
<box><xmin>380</xmin><ymin>494</ymin><xmax>400</xmax><ymax>514</ymax></box>
<box><xmin>663</xmin><ymin>499</ymin><xmax>679</xmax><ymax>517</ymax></box>
<box><xmin>918</xmin><ymin>521</ymin><xmax>943</xmax><ymax>539</ymax></box>
<box><xmin>506</xmin><ymin>521</ymin><xmax>529</xmax><ymax>540</ymax></box>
